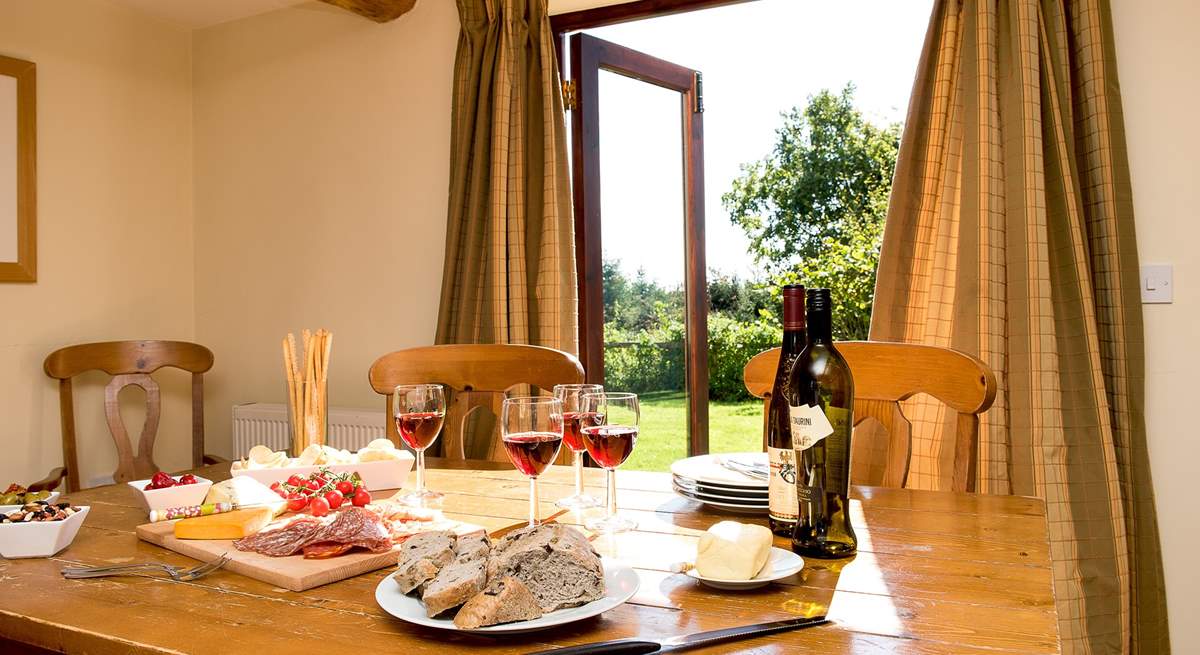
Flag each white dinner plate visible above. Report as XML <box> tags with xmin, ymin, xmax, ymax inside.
<box><xmin>686</xmin><ymin>547</ymin><xmax>804</xmax><ymax>590</ymax></box>
<box><xmin>375</xmin><ymin>557</ymin><xmax>640</xmax><ymax>634</ymax></box>
<box><xmin>672</xmin><ymin>480</ymin><xmax>768</xmax><ymax>504</ymax></box>
<box><xmin>672</xmin><ymin>484</ymin><xmax>769</xmax><ymax>513</ymax></box>
<box><xmin>672</xmin><ymin>475</ymin><xmax>768</xmax><ymax>499</ymax></box>
<box><xmin>670</xmin><ymin>453</ymin><xmax>769</xmax><ymax>489</ymax></box>
<box><xmin>0</xmin><ymin>491</ymin><xmax>60</xmax><ymax>514</ymax></box>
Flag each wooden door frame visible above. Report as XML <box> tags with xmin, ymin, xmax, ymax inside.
<box><xmin>567</xmin><ymin>32</ymin><xmax>710</xmax><ymax>456</ymax></box>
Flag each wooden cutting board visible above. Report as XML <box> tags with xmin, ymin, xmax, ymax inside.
<box><xmin>135</xmin><ymin>519</ymin><xmax>403</xmax><ymax>592</ymax></box>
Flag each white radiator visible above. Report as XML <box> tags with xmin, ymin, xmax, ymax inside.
<box><xmin>231</xmin><ymin>403</ymin><xmax>389</xmax><ymax>457</ymax></box>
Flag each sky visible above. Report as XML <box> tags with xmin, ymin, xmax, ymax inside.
<box><xmin>584</xmin><ymin>0</ymin><xmax>934</xmax><ymax>286</ymax></box>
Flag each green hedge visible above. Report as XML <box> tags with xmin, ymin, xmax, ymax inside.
<box><xmin>603</xmin><ymin>315</ymin><xmax>781</xmax><ymax>402</ymax></box>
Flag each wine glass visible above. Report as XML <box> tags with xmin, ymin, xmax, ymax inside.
<box><xmin>553</xmin><ymin>384</ymin><xmax>604</xmax><ymax>509</ymax></box>
<box><xmin>500</xmin><ymin>396</ymin><xmax>565</xmax><ymax>527</ymax></box>
<box><xmin>394</xmin><ymin>384</ymin><xmax>446</xmax><ymax>507</ymax></box>
<box><xmin>580</xmin><ymin>392</ymin><xmax>639</xmax><ymax>533</ymax></box>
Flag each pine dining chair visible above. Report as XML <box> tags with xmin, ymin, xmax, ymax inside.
<box><xmin>43</xmin><ymin>340</ymin><xmax>223</xmax><ymax>492</ymax></box>
<box><xmin>743</xmin><ymin>341</ymin><xmax>997</xmax><ymax>492</ymax></box>
<box><xmin>368</xmin><ymin>344</ymin><xmax>586</xmax><ymax>463</ymax></box>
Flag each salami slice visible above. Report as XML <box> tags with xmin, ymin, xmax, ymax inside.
<box><xmin>302</xmin><ymin>542</ymin><xmax>355</xmax><ymax>559</ymax></box>
<box><xmin>234</xmin><ymin>517</ymin><xmax>324</xmax><ymax>557</ymax></box>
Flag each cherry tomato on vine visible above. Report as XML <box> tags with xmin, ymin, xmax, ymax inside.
<box><xmin>335</xmin><ymin>480</ymin><xmax>355</xmax><ymax>497</ymax></box>
<box><xmin>309</xmin><ymin>496</ymin><xmax>331</xmax><ymax>517</ymax></box>
<box><xmin>286</xmin><ymin>492</ymin><xmax>308</xmax><ymax>513</ymax></box>
<box><xmin>351</xmin><ymin>488</ymin><xmax>371</xmax><ymax>507</ymax></box>
<box><xmin>324</xmin><ymin>490</ymin><xmax>344</xmax><ymax>510</ymax></box>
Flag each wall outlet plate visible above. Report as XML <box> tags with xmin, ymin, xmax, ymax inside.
<box><xmin>1141</xmin><ymin>264</ymin><xmax>1173</xmax><ymax>304</ymax></box>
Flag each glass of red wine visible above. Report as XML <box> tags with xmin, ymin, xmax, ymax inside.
<box><xmin>394</xmin><ymin>384</ymin><xmax>446</xmax><ymax>507</ymax></box>
<box><xmin>500</xmin><ymin>396</ymin><xmax>565</xmax><ymax>527</ymax></box>
<box><xmin>552</xmin><ymin>383</ymin><xmax>604</xmax><ymax>510</ymax></box>
<box><xmin>580</xmin><ymin>392</ymin><xmax>639</xmax><ymax>533</ymax></box>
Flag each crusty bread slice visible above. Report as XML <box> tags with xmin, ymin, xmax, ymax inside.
<box><xmin>393</xmin><ymin>530</ymin><xmax>456</xmax><ymax>594</ymax></box>
<box><xmin>422</xmin><ymin>552</ymin><xmax>488</xmax><ymax>617</ymax></box>
<box><xmin>487</xmin><ymin>524</ymin><xmax>605</xmax><ymax>612</ymax></box>
<box><xmin>454</xmin><ymin>530</ymin><xmax>491</xmax><ymax>561</ymax></box>
<box><xmin>453</xmin><ymin>576</ymin><xmax>543</xmax><ymax>629</ymax></box>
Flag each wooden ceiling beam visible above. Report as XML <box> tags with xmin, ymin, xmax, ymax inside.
<box><xmin>318</xmin><ymin>0</ymin><xmax>417</xmax><ymax>23</ymax></box>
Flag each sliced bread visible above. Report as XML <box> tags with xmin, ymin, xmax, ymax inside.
<box><xmin>421</xmin><ymin>551</ymin><xmax>488</xmax><ymax>617</ymax></box>
<box><xmin>393</xmin><ymin>530</ymin><xmax>456</xmax><ymax>594</ymax></box>
<box><xmin>453</xmin><ymin>576</ymin><xmax>543</xmax><ymax>629</ymax></box>
<box><xmin>487</xmin><ymin>524</ymin><xmax>605</xmax><ymax>612</ymax></box>
<box><xmin>454</xmin><ymin>530</ymin><xmax>491</xmax><ymax>561</ymax></box>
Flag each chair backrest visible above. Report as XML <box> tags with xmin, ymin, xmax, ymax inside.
<box><xmin>743</xmin><ymin>341</ymin><xmax>996</xmax><ymax>492</ymax></box>
<box><xmin>43</xmin><ymin>340</ymin><xmax>215</xmax><ymax>492</ymax></box>
<box><xmin>368</xmin><ymin>344</ymin><xmax>586</xmax><ymax>462</ymax></box>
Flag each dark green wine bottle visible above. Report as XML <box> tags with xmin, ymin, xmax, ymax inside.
<box><xmin>787</xmin><ymin>288</ymin><xmax>857</xmax><ymax>558</ymax></box>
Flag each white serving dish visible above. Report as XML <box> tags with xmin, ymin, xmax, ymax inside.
<box><xmin>685</xmin><ymin>547</ymin><xmax>805</xmax><ymax>590</ymax></box>
<box><xmin>0</xmin><ymin>491</ymin><xmax>60</xmax><ymax>514</ymax></box>
<box><xmin>0</xmin><ymin>506</ymin><xmax>90</xmax><ymax>558</ymax></box>
<box><xmin>128</xmin><ymin>476</ymin><xmax>213</xmax><ymax>513</ymax></box>
<box><xmin>375</xmin><ymin>557</ymin><xmax>639</xmax><ymax>634</ymax></box>
<box><xmin>231</xmin><ymin>453</ymin><xmax>414</xmax><ymax>491</ymax></box>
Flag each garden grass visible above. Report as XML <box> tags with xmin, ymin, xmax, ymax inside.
<box><xmin>621</xmin><ymin>390</ymin><xmax>763</xmax><ymax>472</ymax></box>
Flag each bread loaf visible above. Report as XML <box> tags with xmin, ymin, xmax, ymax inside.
<box><xmin>453</xmin><ymin>576</ymin><xmax>543</xmax><ymax>629</ymax></box>
<box><xmin>487</xmin><ymin>524</ymin><xmax>604</xmax><ymax>612</ymax></box>
<box><xmin>392</xmin><ymin>530</ymin><xmax>456</xmax><ymax>594</ymax></box>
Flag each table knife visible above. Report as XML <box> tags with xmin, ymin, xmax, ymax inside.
<box><xmin>525</xmin><ymin>616</ymin><xmax>829</xmax><ymax>655</ymax></box>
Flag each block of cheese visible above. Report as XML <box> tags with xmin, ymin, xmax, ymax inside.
<box><xmin>174</xmin><ymin>507</ymin><xmax>274</xmax><ymax>540</ymax></box>
<box><xmin>695</xmin><ymin>521</ymin><xmax>773</xmax><ymax>580</ymax></box>
<box><xmin>204</xmin><ymin>477</ymin><xmax>286</xmax><ymax>517</ymax></box>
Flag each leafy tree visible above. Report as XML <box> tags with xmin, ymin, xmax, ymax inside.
<box><xmin>722</xmin><ymin>85</ymin><xmax>899</xmax><ymax>339</ymax></box>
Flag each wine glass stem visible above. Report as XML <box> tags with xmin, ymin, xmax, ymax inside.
<box><xmin>529</xmin><ymin>476</ymin><xmax>539</xmax><ymax>527</ymax></box>
<box><xmin>574</xmin><ymin>450</ymin><xmax>584</xmax><ymax>495</ymax></box>
<box><xmin>606</xmin><ymin>468</ymin><xmax>617</xmax><ymax>519</ymax></box>
<box><xmin>416</xmin><ymin>449</ymin><xmax>426</xmax><ymax>494</ymax></box>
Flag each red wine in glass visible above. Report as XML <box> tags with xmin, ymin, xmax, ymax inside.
<box><xmin>581</xmin><ymin>425</ymin><xmax>638</xmax><ymax>469</ymax></box>
<box><xmin>502</xmin><ymin>432</ymin><xmax>564</xmax><ymax>477</ymax></box>
<box><xmin>396</xmin><ymin>412</ymin><xmax>445</xmax><ymax>450</ymax></box>
<box><xmin>562</xmin><ymin>411</ymin><xmax>604</xmax><ymax>452</ymax></box>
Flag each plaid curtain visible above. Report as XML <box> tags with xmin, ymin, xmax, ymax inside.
<box><xmin>871</xmin><ymin>0</ymin><xmax>1169</xmax><ymax>651</ymax></box>
<box><xmin>437</xmin><ymin>0</ymin><xmax>578</xmax><ymax>354</ymax></box>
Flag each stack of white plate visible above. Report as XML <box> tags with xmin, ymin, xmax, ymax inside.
<box><xmin>669</xmin><ymin>452</ymin><xmax>769</xmax><ymax>513</ymax></box>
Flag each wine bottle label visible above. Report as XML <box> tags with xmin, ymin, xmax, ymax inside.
<box><xmin>767</xmin><ymin>446</ymin><xmax>798</xmax><ymax>521</ymax></box>
<box><xmin>789</xmin><ymin>404</ymin><xmax>835</xmax><ymax>450</ymax></box>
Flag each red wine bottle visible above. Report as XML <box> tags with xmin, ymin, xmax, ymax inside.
<box><xmin>788</xmin><ymin>289</ymin><xmax>857</xmax><ymax>558</ymax></box>
<box><xmin>767</xmin><ymin>285</ymin><xmax>806</xmax><ymax>536</ymax></box>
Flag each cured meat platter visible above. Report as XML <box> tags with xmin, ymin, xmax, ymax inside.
<box><xmin>136</xmin><ymin>519</ymin><xmax>405</xmax><ymax>592</ymax></box>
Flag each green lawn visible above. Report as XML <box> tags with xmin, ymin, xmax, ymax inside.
<box><xmin>623</xmin><ymin>391</ymin><xmax>763</xmax><ymax>472</ymax></box>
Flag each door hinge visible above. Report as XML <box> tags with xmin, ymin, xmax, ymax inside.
<box><xmin>693</xmin><ymin>72</ymin><xmax>704</xmax><ymax>113</ymax></box>
<box><xmin>562</xmin><ymin>79</ymin><xmax>577</xmax><ymax>111</ymax></box>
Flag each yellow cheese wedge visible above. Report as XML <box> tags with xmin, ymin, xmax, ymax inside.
<box><xmin>174</xmin><ymin>507</ymin><xmax>274</xmax><ymax>540</ymax></box>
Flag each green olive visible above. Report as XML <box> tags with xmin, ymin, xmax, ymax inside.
<box><xmin>26</xmin><ymin>491</ymin><xmax>49</xmax><ymax>502</ymax></box>
<box><xmin>0</xmin><ymin>493</ymin><xmax>18</xmax><ymax>505</ymax></box>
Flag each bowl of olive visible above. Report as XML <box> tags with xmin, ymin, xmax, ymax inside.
<box><xmin>0</xmin><ymin>484</ymin><xmax>59</xmax><ymax>513</ymax></box>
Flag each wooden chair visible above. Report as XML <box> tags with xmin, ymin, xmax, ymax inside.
<box><xmin>743</xmin><ymin>341</ymin><xmax>997</xmax><ymax>493</ymax></box>
<box><xmin>368</xmin><ymin>344</ymin><xmax>585</xmax><ymax>462</ymax></box>
<box><xmin>43</xmin><ymin>340</ymin><xmax>223</xmax><ymax>492</ymax></box>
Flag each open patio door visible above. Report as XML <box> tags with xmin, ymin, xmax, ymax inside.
<box><xmin>565</xmin><ymin>33</ymin><xmax>709</xmax><ymax>457</ymax></box>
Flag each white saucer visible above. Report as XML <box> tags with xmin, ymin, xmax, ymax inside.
<box><xmin>686</xmin><ymin>547</ymin><xmax>804</xmax><ymax>590</ymax></box>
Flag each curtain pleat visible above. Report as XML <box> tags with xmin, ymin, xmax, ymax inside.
<box><xmin>438</xmin><ymin>0</ymin><xmax>578</xmax><ymax>354</ymax></box>
<box><xmin>871</xmin><ymin>0</ymin><xmax>1169</xmax><ymax>651</ymax></box>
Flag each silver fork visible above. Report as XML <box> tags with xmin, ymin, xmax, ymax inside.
<box><xmin>718</xmin><ymin>457</ymin><xmax>769</xmax><ymax>481</ymax></box>
<box><xmin>62</xmin><ymin>554</ymin><xmax>230</xmax><ymax>581</ymax></box>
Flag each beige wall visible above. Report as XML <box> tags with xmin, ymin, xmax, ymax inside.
<box><xmin>191</xmin><ymin>1</ymin><xmax>457</xmax><ymax>455</ymax></box>
<box><xmin>0</xmin><ymin>1</ymin><xmax>195</xmax><ymax>488</ymax></box>
<box><xmin>1112</xmin><ymin>0</ymin><xmax>1200</xmax><ymax>646</ymax></box>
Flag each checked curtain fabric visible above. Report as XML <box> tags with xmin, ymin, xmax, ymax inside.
<box><xmin>870</xmin><ymin>0</ymin><xmax>1169</xmax><ymax>651</ymax></box>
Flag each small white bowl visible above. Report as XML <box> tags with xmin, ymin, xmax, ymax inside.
<box><xmin>0</xmin><ymin>491</ymin><xmax>60</xmax><ymax>514</ymax></box>
<box><xmin>0</xmin><ymin>506</ymin><xmax>90</xmax><ymax>558</ymax></box>
<box><xmin>128</xmin><ymin>476</ymin><xmax>213</xmax><ymax>513</ymax></box>
<box><xmin>685</xmin><ymin>547</ymin><xmax>805</xmax><ymax>590</ymax></box>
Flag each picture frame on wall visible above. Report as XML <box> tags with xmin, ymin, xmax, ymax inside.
<box><xmin>0</xmin><ymin>54</ymin><xmax>36</xmax><ymax>283</ymax></box>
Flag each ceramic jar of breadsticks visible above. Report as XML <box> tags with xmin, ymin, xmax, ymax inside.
<box><xmin>281</xmin><ymin>329</ymin><xmax>333</xmax><ymax>455</ymax></box>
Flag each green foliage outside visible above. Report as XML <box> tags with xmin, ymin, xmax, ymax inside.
<box><xmin>600</xmin><ymin>86</ymin><xmax>899</xmax><ymax>461</ymax></box>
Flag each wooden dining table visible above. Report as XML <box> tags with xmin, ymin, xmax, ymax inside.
<box><xmin>0</xmin><ymin>458</ymin><xmax>1060</xmax><ymax>654</ymax></box>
